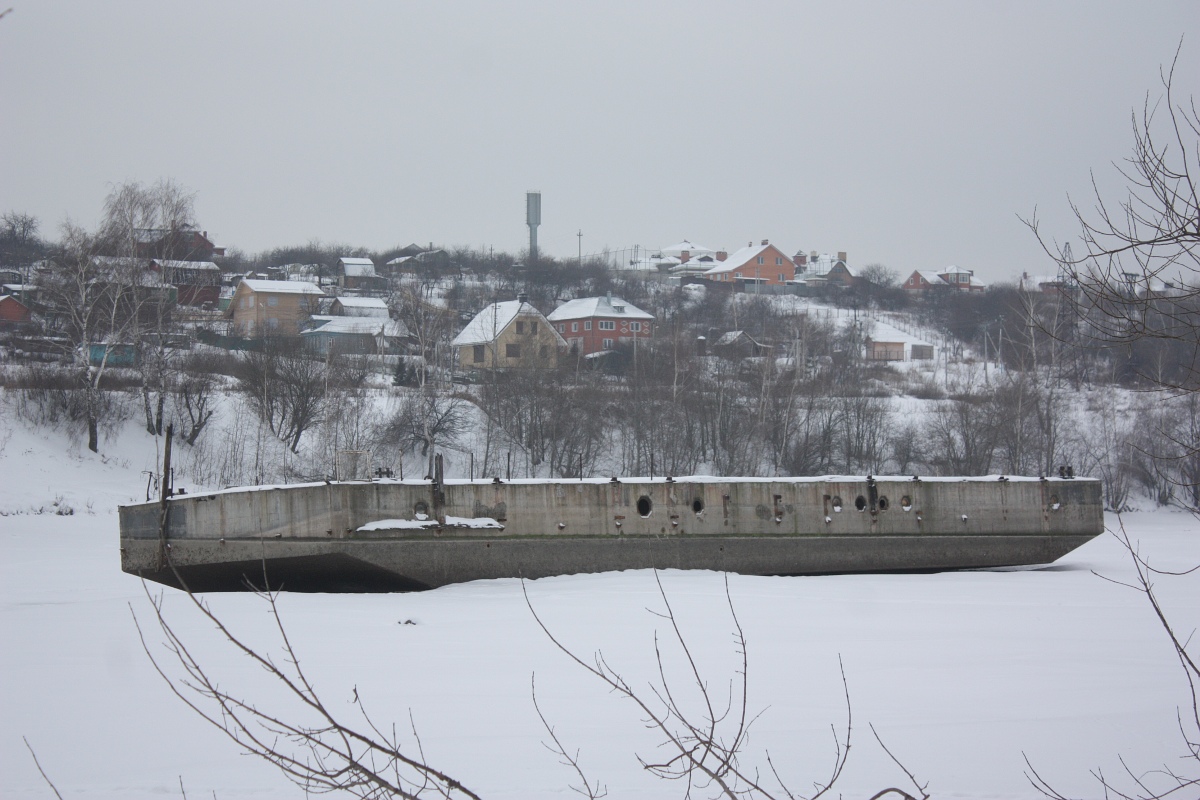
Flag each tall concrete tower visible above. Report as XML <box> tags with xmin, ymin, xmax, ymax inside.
<box><xmin>526</xmin><ymin>191</ymin><xmax>541</xmax><ymax>264</ymax></box>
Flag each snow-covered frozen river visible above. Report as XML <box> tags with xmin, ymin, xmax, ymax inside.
<box><xmin>1</xmin><ymin>417</ymin><xmax>1197</xmax><ymax>798</ymax></box>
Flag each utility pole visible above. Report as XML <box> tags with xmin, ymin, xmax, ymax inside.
<box><xmin>577</xmin><ymin>229</ymin><xmax>582</xmax><ymax>265</ymax></box>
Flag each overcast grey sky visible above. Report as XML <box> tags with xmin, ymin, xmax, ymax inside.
<box><xmin>1</xmin><ymin>1</ymin><xmax>1195</xmax><ymax>282</ymax></box>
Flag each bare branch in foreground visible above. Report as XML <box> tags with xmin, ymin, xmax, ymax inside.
<box><xmin>524</xmin><ymin>570</ymin><xmax>926</xmax><ymax>800</ymax></box>
<box><xmin>1026</xmin><ymin>515</ymin><xmax>1200</xmax><ymax>800</ymax></box>
<box><xmin>531</xmin><ymin>674</ymin><xmax>607</xmax><ymax>799</ymax></box>
<box><xmin>132</xmin><ymin>566</ymin><xmax>480</xmax><ymax>800</ymax></box>
<box><xmin>22</xmin><ymin>737</ymin><xmax>64</xmax><ymax>800</ymax></box>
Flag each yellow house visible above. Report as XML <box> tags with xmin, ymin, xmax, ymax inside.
<box><xmin>229</xmin><ymin>279</ymin><xmax>325</xmax><ymax>336</ymax></box>
<box><xmin>451</xmin><ymin>299</ymin><xmax>566</xmax><ymax>370</ymax></box>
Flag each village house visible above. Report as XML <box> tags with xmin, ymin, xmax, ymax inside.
<box><xmin>451</xmin><ymin>297</ymin><xmax>565</xmax><ymax>370</ymax></box>
<box><xmin>330</xmin><ymin>296</ymin><xmax>390</xmax><ymax>317</ymax></box>
<box><xmin>151</xmin><ymin>259</ymin><xmax>221</xmax><ymax>307</ymax></box>
<box><xmin>786</xmin><ymin>251</ymin><xmax>852</xmax><ymax>291</ymax></box>
<box><xmin>228</xmin><ymin>279</ymin><xmax>325</xmax><ymax>337</ymax></box>
<box><xmin>0</xmin><ymin>293</ymin><xmax>32</xmax><ymax>327</ymax></box>
<box><xmin>301</xmin><ymin>316</ymin><xmax>410</xmax><ymax>356</ymax></box>
<box><xmin>863</xmin><ymin>320</ymin><xmax>934</xmax><ymax>361</ymax></box>
<box><xmin>135</xmin><ymin>225</ymin><xmax>224</xmax><ymax>261</ymax></box>
<box><xmin>337</xmin><ymin>257</ymin><xmax>386</xmax><ymax>293</ymax></box>
<box><xmin>704</xmin><ymin>240</ymin><xmax>795</xmax><ymax>286</ymax></box>
<box><xmin>547</xmin><ymin>293</ymin><xmax>654</xmax><ymax>356</ymax></box>
<box><xmin>902</xmin><ymin>266</ymin><xmax>987</xmax><ymax>293</ymax></box>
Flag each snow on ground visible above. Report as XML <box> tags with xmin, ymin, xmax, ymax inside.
<box><xmin>2</xmin><ymin>409</ymin><xmax>1198</xmax><ymax>799</ymax></box>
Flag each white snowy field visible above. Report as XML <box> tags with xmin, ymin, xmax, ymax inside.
<box><xmin>1</xmin><ymin>417</ymin><xmax>1198</xmax><ymax>799</ymax></box>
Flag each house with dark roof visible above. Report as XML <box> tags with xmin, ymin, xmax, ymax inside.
<box><xmin>152</xmin><ymin>259</ymin><xmax>221</xmax><ymax>306</ymax></box>
<box><xmin>337</xmin><ymin>257</ymin><xmax>386</xmax><ymax>293</ymax></box>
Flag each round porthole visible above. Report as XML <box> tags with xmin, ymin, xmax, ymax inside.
<box><xmin>831</xmin><ymin>496</ymin><xmax>843</xmax><ymax>512</ymax></box>
<box><xmin>692</xmin><ymin>498</ymin><xmax>704</xmax><ymax>514</ymax></box>
<box><xmin>637</xmin><ymin>495</ymin><xmax>653</xmax><ymax>517</ymax></box>
<box><xmin>854</xmin><ymin>495</ymin><xmax>867</xmax><ymax>511</ymax></box>
<box><xmin>901</xmin><ymin>495</ymin><xmax>913</xmax><ymax>511</ymax></box>
<box><xmin>413</xmin><ymin>501</ymin><xmax>429</xmax><ymax>519</ymax></box>
<box><xmin>878</xmin><ymin>495</ymin><xmax>889</xmax><ymax>511</ymax></box>
<box><xmin>1049</xmin><ymin>494</ymin><xmax>1061</xmax><ymax>511</ymax></box>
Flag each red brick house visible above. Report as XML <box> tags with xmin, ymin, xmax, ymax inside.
<box><xmin>547</xmin><ymin>294</ymin><xmax>654</xmax><ymax>355</ymax></box>
<box><xmin>0</xmin><ymin>294</ymin><xmax>32</xmax><ymax>326</ymax></box>
<box><xmin>704</xmin><ymin>240</ymin><xmax>795</xmax><ymax>286</ymax></box>
<box><xmin>903</xmin><ymin>266</ymin><xmax>987</xmax><ymax>293</ymax></box>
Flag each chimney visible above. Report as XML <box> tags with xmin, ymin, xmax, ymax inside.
<box><xmin>695</xmin><ymin>336</ymin><xmax>707</xmax><ymax>356</ymax></box>
<box><xmin>748</xmin><ymin>241</ymin><xmax>753</xmax><ymax>247</ymax></box>
<box><xmin>517</xmin><ymin>292</ymin><xmax>528</xmax><ymax>304</ymax></box>
<box><xmin>716</xmin><ymin>251</ymin><xmax>728</xmax><ymax>262</ymax></box>
<box><xmin>810</xmin><ymin>251</ymin><xmax>818</xmax><ymax>260</ymax></box>
<box><xmin>680</xmin><ymin>250</ymin><xmax>690</xmax><ymax>263</ymax></box>
<box><xmin>837</xmin><ymin>251</ymin><xmax>847</xmax><ymax>263</ymax></box>
<box><xmin>761</xmin><ymin>239</ymin><xmax>769</xmax><ymax>246</ymax></box>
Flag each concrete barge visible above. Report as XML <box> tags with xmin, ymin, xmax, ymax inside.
<box><xmin>118</xmin><ymin>473</ymin><xmax>1105</xmax><ymax>592</ymax></box>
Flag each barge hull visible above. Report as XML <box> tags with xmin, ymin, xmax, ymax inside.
<box><xmin>119</xmin><ymin>476</ymin><xmax>1105</xmax><ymax>592</ymax></box>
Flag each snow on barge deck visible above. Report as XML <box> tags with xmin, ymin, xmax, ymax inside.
<box><xmin>118</xmin><ymin>471</ymin><xmax>1105</xmax><ymax>592</ymax></box>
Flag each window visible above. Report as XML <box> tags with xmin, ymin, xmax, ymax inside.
<box><xmin>244</xmin><ymin>296</ymin><xmax>252</xmax><ymax>309</ymax></box>
<box><xmin>584</xmin><ymin>321</ymin><xmax>592</xmax><ymax>331</ymax></box>
<box><xmin>756</xmin><ymin>256</ymin><xmax>764</xmax><ymax>265</ymax></box>
<box><xmin>267</xmin><ymin>317</ymin><xmax>279</xmax><ymax>329</ymax></box>
<box><xmin>775</xmin><ymin>257</ymin><xmax>783</xmax><ymax>265</ymax></box>
<box><xmin>598</xmin><ymin>320</ymin><xmax>615</xmax><ymax>331</ymax></box>
<box><xmin>267</xmin><ymin>295</ymin><xmax>279</xmax><ymax>307</ymax></box>
<box><xmin>557</xmin><ymin>324</ymin><xmax>565</xmax><ymax>333</ymax></box>
<box><xmin>515</xmin><ymin>321</ymin><xmax>525</xmax><ymax>334</ymax></box>
<box><xmin>473</xmin><ymin>345</ymin><xmax>485</xmax><ymax>363</ymax></box>
<box><xmin>539</xmin><ymin>345</ymin><xmax>548</xmax><ymax>358</ymax></box>
<box><xmin>778</xmin><ymin>274</ymin><xmax>785</xmax><ymax>282</ymax></box>
<box><xmin>530</xmin><ymin>322</ymin><xmax>538</xmax><ymax>335</ymax></box>
<box><xmin>571</xmin><ymin>322</ymin><xmax>578</xmax><ymax>332</ymax></box>
<box><xmin>506</xmin><ymin>343</ymin><xmax>521</xmax><ymax>358</ymax></box>
<box><xmin>602</xmin><ymin>338</ymin><xmax>613</xmax><ymax>349</ymax></box>
<box><xmin>630</xmin><ymin>321</ymin><xmax>642</xmax><ymax>333</ymax></box>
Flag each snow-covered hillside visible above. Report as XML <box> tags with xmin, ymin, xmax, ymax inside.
<box><xmin>1</xmin><ymin>405</ymin><xmax>1198</xmax><ymax>799</ymax></box>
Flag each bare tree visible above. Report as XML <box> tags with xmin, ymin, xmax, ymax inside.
<box><xmin>382</xmin><ymin>390</ymin><xmax>469</xmax><ymax>477</ymax></box>
<box><xmin>237</xmin><ymin>342</ymin><xmax>329</xmax><ymax>454</ymax></box>
<box><xmin>100</xmin><ymin>180</ymin><xmax>197</xmax><ymax>437</ymax></box>
<box><xmin>1024</xmin><ymin>44</ymin><xmax>1200</xmax><ymax>798</ymax></box>
<box><xmin>41</xmin><ymin>222</ymin><xmax>156</xmax><ymax>451</ymax></box>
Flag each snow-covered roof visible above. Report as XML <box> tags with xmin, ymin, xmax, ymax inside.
<box><xmin>940</xmin><ymin>265</ymin><xmax>973</xmax><ymax>276</ymax></box>
<box><xmin>704</xmin><ymin>243</ymin><xmax>775</xmax><ymax>275</ymax></box>
<box><xmin>452</xmin><ymin>300</ymin><xmax>541</xmax><ymax>346</ymax></box>
<box><xmin>386</xmin><ymin>255</ymin><xmax>414</xmax><ymax>266</ymax></box>
<box><xmin>660</xmin><ymin>240</ymin><xmax>715</xmax><ymax>258</ymax></box>
<box><xmin>619</xmin><ymin>255</ymin><xmax>680</xmax><ymax>272</ymax></box>
<box><xmin>338</xmin><ymin>257</ymin><xmax>376</xmax><ymax>277</ymax></box>
<box><xmin>548</xmin><ymin>295</ymin><xmax>654</xmax><ymax>322</ymax></box>
<box><xmin>864</xmin><ymin>320</ymin><xmax>931</xmax><ymax>347</ymax></box>
<box><xmin>912</xmin><ymin>271</ymin><xmax>949</xmax><ymax>286</ymax></box>
<box><xmin>239</xmin><ymin>279</ymin><xmax>326</xmax><ymax>295</ymax></box>
<box><xmin>333</xmin><ymin>296</ymin><xmax>389</xmax><ymax>317</ymax></box>
<box><xmin>798</xmin><ymin>253</ymin><xmax>845</xmax><ymax>277</ymax></box>
<box><xmin>151</xmin><ymin>259</ymin><xmax>219</xmax><ymax>271</ymax></box>
<box><xmin>304</xmin><ymin>316</ymin><xmax>409</xmax><ymax>338</ymax></box>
